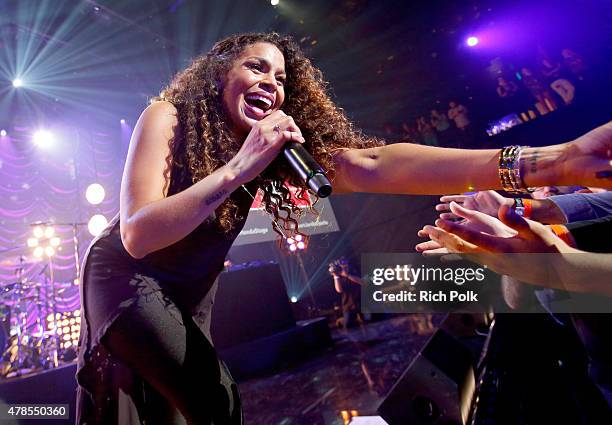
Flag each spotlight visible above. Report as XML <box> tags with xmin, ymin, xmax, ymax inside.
<box><xmin>45</xmin><ymin>246</ymin><xmax>56</xmax><ymax>257</ymax></box>
<box><xmin>33</xmin><ymin>130</ymin><xmax>54</xmax><ymax>148</ymax></box>
<box><xmin>44</xmin><ymin>226</ymin><xmax>55</xmax><ymax>238</ymax></box>
<box><xmin>271</xmin><ymin>0</ymin><xmax>279</xmax><ymax>5</ymax></box>
<box><xmin>289</xmin><ymin>244</ymin><xmax>297</xmax><ymax>252</ymax></box>
<box><xmin>50</xmin><ymin>237</ymin><xmax>61</xmax><ymax>247</ymax></box>
<box><xmin>297</xmin><ymin>241</ymin><xmax>305</xmax><ymax>250</ymax></box>
<box><xmin>33</xmin><ymin>226</ymin><xmax>44</xmax><ymax>238</ymax></box>
<box><xmin>12</xmin><ymin>78</ymin><xmax>23</xmax><ymax>88</ymax></box>
<box><xmin>466</xmin><ymin>36</ymin><xmax>479</xmax><ymax>47</ymax></box>
<box><xmin>0</xmin><ymin>129</ymin><xmax>6</xmax><ymax>137</ymax></box>
<box><xmin>120</xmin><ymin>119</ymin><xmax>126</xmax><ymax>124</ymax></box>
<box><xmin>33</xmin><ymin>246</ymin><xmax>44</xmax><ymax>258</ymax></box>
<box><xmin>88</xmin><ymin>214</ymin><xmax>108</xmax><ymax>236</ymax></box>
<box><xmin>85</xmin><ymin>183</ymin><xmax>105</xmax><ymax>205</ymax></box>
<box><xmin>27</xmin><ymin>238</ymin><xmax>39</xmax><ymax>247</ymax></box>
<box><xmin>290</xmin><ymin>296</ymin><xmax>298</xmax><ymax>303</ymax></box>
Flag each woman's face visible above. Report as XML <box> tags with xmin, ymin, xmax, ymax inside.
<box><xmin>222</xmin><ymin>42</ymin><xmax>287</xmax><ymax>138</ymax></box>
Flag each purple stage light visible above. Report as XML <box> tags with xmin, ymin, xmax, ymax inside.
<box><xmin>466</xmin><ymin>36</ymin><xmax>479</xmax><ymax>47</ymax></box>
<box><xmin>120</xmin><ymin>119</ymin><xmax>126</xmax><ymax>124</ymax></box>
<box><xmin>0</xmin><ymin>129</ymin><xmax>6</xmax><ymax>137</ymax></box>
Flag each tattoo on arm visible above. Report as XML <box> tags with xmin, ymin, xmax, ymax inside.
<box><xmin>204</xmin><ymin>189</ymin><xmax>228</xmax><ymax>206</ymax></box>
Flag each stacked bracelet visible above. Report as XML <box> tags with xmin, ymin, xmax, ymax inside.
<box><xmin>498</xmin><ymin>145</ymin><xmax>534</xmax><ymax>193</ymax></box>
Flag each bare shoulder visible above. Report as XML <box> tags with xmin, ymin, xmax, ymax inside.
<box><xmin>129</xmin><ymin>101</ymin><xmax>180</xmax><ymax>152</ymax></box>
<box><xmin>121</xmin><ymin>101</ymin><xmax>180</xmax><ymax>212</ymax></box>
<box><xmin>139</xmin><ymin>100</ymin><xmax>179</xmax><ymax>129</ymax></box>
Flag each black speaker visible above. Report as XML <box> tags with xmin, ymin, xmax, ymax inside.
<box><xmin>378</xmin><ymin>329</ymin><xmax>476</xmax><ymax>425</ymax></box>
<box><xmin>211</xmin><ymin>264</ymin><xmax>296</xmax><ymax>349</ymax></box>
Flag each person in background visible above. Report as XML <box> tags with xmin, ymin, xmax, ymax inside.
<box><xmin>521</xmin><ymin>67</ymin><xmax>558</xmax><ymax>113</ymax></box>
<box><xmin>540</xmin><ymin>56</ymin><xmax>576</xmax><ymax>105</ymax></box>
<box><xmin>400</xmin><ymin>121</ymin><xmax>420</xmax><ymax>144</ymax></box>
<box><xmin>416</xmin><ymin>116</ymin><xmax>439</xmax><ymax>147</ymax></box>
<box><xmin>447</xmin><ymin>100</ymin><xmax>470</xmax><ymax>131</ymax></box>
<box><xmin>496</xmin><ymin>76</ymin><xmax>519</xmax><ymax>99</ymax></box>
<box><xmin>329</xmin><ymin>258</ymin><xmax>364</xmax><ymax>329</ymax></box>
<box><xmin>562</xmin><ymin>48</ymin><xmax>587</xmax><ymax>82</ymax></box>
<box><xmin>430</xmin><ymin>109</ymin><xmax>452</xmax><ymax>147</ymax></box>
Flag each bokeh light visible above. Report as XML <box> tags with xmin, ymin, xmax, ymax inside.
<box><xmin>33</xmin><ymin>130</ymin><xmax>54</xmax><ymax>148</ymax></box>
<box><xmin>88</xmin><ymin>214</ymin><xmax>108</xmax><ymax>236</ymax></box>
<box><xmin>85</xmin><ymin>183</ymin><xmax>106</xmax><ymax>205</ymax></box>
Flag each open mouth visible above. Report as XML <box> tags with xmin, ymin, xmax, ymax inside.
<box><xmin>244</xmin><ymin>93</ymin><xmax>274</xmax><ymax>117</ymax></box>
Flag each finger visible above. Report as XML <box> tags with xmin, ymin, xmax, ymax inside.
<box><xmin>434</xmin><ymin>219</ymin><xmax>497</xmax><ymax>251</ymax></box>
<box><xmin>497</xmin><ymin>204</ymin><xmax>532</xmax><ymax>237</ymax></box>
<box><xmin>423</xmin><ymin>225</ymin><xmax>479</xmax><ymax>253</ymax></box>
<box><xmin>439</xmin><ymin>212</ymin><xmax>460</xmax><ymax>221</ymax></box>
<box><xmin>279</xmin><ymin>116</ymin><xmax>302</xmax><ymax>135</ymax></box>
<box><xmin>449</xmin><ymin>201</ymin><xmax>482</xmax><ymax>220</ymax></box>
<box><xmin>415</xmin><ymin>240</ymin><xmax>443</xmax><ymax>252</ymax></box>
<box><xmin>439</xmin><ymin>195</ymin><xmax>467</xmax><ymax>203</ymax></box>
<box><xmin>435</xmin><ymin>203</ymin><xmax>451</xmax><ymax>212</ymax></box>
<box><xmin>422</xmin><ymin>248</ymin><xmax>451</xmax><ymax>257</ymax></box>
<box><xmin>279</xmin><ymin>131</ymin><xmax>305</xmax><ymax>144</ymax></box>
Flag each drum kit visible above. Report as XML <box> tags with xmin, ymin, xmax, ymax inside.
<box><xmin>0</xmin><ymin>255</ymin><xmax>70</xmax><ymax>379</ymax></box>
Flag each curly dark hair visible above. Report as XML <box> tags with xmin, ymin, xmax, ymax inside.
<box><xmin>156</xmin><ymin>32</ymin><xmax>381</xmax><ymax>237</ymax></box>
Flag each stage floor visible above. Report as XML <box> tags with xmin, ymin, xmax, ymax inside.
<box><xmin>239</xmin><ymin>314</ymin><xmax>440</xmax><ymax>425</ymax></box>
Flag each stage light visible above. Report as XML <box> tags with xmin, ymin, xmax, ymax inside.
<box><xmin>297</xmin><ymin>241</ymin><xmax>305</xmax><ymax>250</ymax></box>
<box><xmin>294</xmin><ymin>234</ymin><xmax>303</xmax><ymax>242</ymax></box>
<box><xmin>33</xmin><ymin>246</ymin><xmax>44</xmax><ymax>258</ymax></box>
<box><xmin>466</xmin><ymin>36</ymin><xmax>479</xmax><ymax>47</ymax></box>
<box><xmin>12</xmin><ymin>78</ymin><xmax>23</xmax><ymax>88</ymax></box>
<box><xmin>50</xmin><ymin>237</ymin><xmax>61</xmax><ymax>247</ymax></box>
<box><xmin>120</xmin><ymin>119</ymin><xmax>126</xmax><ymax>124</ymax></box>
<box><xmin>0</xmin><ymin>130</ymin><xmax>6</xmax><ymax>137</ymax></box>
<box><xmin>85</xmin><ymin>183</ymin><xmax>105</xmax><ymax>205</ymax></box>
<box><xmin>289</xmin><ymin>244</ymin><xmax>297</xmax><ymax>252</ymax></box>
<box><xmin>45</xmin><ymin>246</ymin><xmax>56</xmax><ymax>257</ymax></box>
<box><xmin>33</xmin><ymin>226</ymin><xmax>44</xmax><ymax>238</ymax></box>
<box><xmin>33</xmin><ymin>130</ymin><xmax>54</xmax><ymax>148</ymax></box>
<box><xmin>88</xmin><ymin>214</ymin><xmax>108</xmax><ymax>236</ymax></box>
<box><xmin>290</xmin><ymin>296</ymin><xmax>298</xmax><ymax>303</ymax></box>
<box><xmin>44</xmin><ymin>226</ymin><xmax>55</xmax><ymax>238</ymax></box>
<box><xmin>271</xmin><ymin>0</ymin><xmax>279</xmax><ymax>5</ymax></box>
<box><xmin>27</xmin><ymin>237</ymin><xmax>39</xmax><ymax>247</ymax></box>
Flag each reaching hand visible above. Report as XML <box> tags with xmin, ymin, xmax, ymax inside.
<box><xmin>555</xmin><ymin>121</ymin><xmax>612</xmax><ymax>188</ymax></box>
<box><xmin>416</xmin><ymin>202</ymin><xmax>517</xmax><ymax>255</ymax></box>
<box><xmin>418</xmin><ymin>204</ymin><xmax>570</xmax><ymax>255</ymax></box>
<box><xmin>435</xmin><ymin>191</ymin><xmax>514</xmax><ymax>220</ymax></box>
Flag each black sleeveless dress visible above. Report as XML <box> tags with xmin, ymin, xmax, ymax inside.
<box><xmin>75</xmin><ymin>183</ymin><xmax>254</xmax><ymax>424</ymax></box>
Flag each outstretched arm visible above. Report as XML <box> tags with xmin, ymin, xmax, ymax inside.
<box><xmin>331</xmin><ymin>122</ymin><xmax>612</xmax><ymax>195</ymax></box>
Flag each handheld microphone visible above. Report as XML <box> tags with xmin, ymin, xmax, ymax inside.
<box><xmin>282</xmin><ymin>142</ymin><xmax>333</xmax><ymax>198</ymax></box>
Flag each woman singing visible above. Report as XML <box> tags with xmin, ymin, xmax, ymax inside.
<box><xmin>75</xmin><ymin>32</ymin><xmax>612</xmax><ymax>424</ymax></box>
